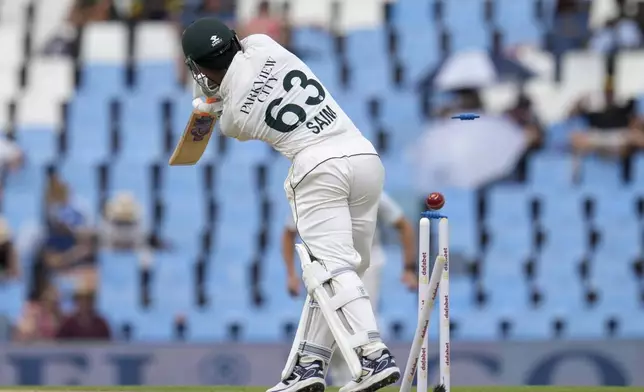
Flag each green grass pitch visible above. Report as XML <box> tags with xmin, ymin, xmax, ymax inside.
<box><xmin>0</xmin><ymin>387</ymin><xmax>642</xmax><ymax>392</ymax></box>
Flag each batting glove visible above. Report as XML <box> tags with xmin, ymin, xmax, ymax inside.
<box><xmin>192</xmin><ymin>97</ymin><xmax>224</xmax><ymax>117</ymax></box>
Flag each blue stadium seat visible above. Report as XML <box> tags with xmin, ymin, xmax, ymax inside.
<box><xmin>2</xmin><ymin>187</ymin><xmax>41</xmax><ymax>230</ymax></box>
<box><xmin>381</xmin><ymin>156</ymin><xmax>414</xmax><ymax>191</ymax></box>
<box><xmin>149</xmin><ymin>253</ymin><xmax>193</xmax><ymax>318</ymax></box>
<box><xmin>187</xmin><ymin>309</ymin><xmax>228</xmax><ymax>341</ymax></box>
<box><xmin>487</xmin><ymin>185</ymin><xmax>530</xmax><ymax>225</ymax></box>
<box><xmin>595</xmin><ymin>271</ymin><xmax>639</xmax><ymax>314</ymax></box>
<box><xmin>630</xmin><ymin>153</ymin><xmax>644</xmax><ymax>191</ymax></box>
<box><xmin>456</xmin><ymin>308</ymin><xmax>499</xmax><ymax>340</ymax></box>
<box><xmin>437</xmin><ymin>188</ymin><xmax>478</xmax><ymax>257</ymax></box>
<box><xmin>58</xmin><ymin>160</ymin><xmax>99</xmax><ymax>216</ymax></box>
<box><xmin>445</xmin><ymin>277</ymin><xmax>474</xmax><ymax>317</ymax></box>
<box><xmin>97</xmin><ymin>251</ymin><xmax>140</xmax><ymax>326</ymax></box>
<box><xmin>495</xmin><ymin>0</ymin><xmax>542</xmax><ymax>46</ymax></box>
<box><xmin>538</xmin><ymin>191</ymin><xmax>583</xmax><ymax>226</ymax></box>
<box><xmin>443</xmin><ymin>0</ymin><xmax>490</xmax><ymax>51</ymax></box>
<box><xmin>351</xmin><ymin>61</ymin><xmax>391</xmax><ymax>97</ymax></box>
<box><xmin>391</xmin><ymin>0</ymin><xmax>432</xmax><ymax>29</ymax></box>
<box><xmin>585</xmin><ymin>187</ymin><xmax>635</xmax><ymax>225</ymax></box>
<box><xmin>398</xmin><ymin>27</ymin><xmax>440</xmax><ymax>82</ymax></box>
<box><xmin>161</xmin><ymin>198</ymin><xmax>205</xmax><ymax>256</ymax></box>
<box><xmin>109</xmin><ymin>160</ymin><xmax>151</xmax><ymax>211</ymax></box>
<box><xmin>67</xmin><ymin>96</ymin><xmax>110</xmax><ymax>163</ymax></box>
<box><xmin>131</xmin><ymin>310</ymin><xmax>175</xmax><ymax>341</ymax></box>
<box><xmin>224</xmin><ymin>139</ymin><xmax>273</xmax><ymax>165</ymax></box>
<box><xmin>510</xmin><ymin>309</ymin><xmax>553</xmax><ymax>340</ymax></box>
<box><xmin>78</xmin><ymin>65</ymin><xmax>125</xmax><ymax>97</ymax></box>
<box><xmin>346</xmin><ymin>28</ymin><xmax>387</xmax><ymax>65</ymax></box>
<box><xmin>581</xmin><ymin>156</ymin><xmax>623</xmax><ymax>190</ymax></box>
<box><xmin>620</xmin><ymin>310</ymin><xmax>644</xmax><ymax>338</ymax></box>
<box><xmin>0</xmin><ymin>281</ymin><xmax>26</xmax><ymax>321</ymax></box>
<box><xmin>486</xmin><ymin>185</ymin><xmax>531</xmax><ymax>252</ymax></box>
<box><xmin>120</xmin><ymin>95</ymin><xmax>165</xmax><ymax>163</ymax></box>
<box><xmin>292</xmin><ymin>27</ymin><xmax>334</xmax><ymax>59</ymax></box>
<box><xmin>594</xmin><ymin>221</ymin><xmax>639</xmax><ymax>257</ymax></box>
<box><xmin>538</xmin><ymin>241</ymin><xmax>585</xmax><ymax>297</ymax></box>
<box><xmin>134</xmin><ymin>62</ymin><xmax>178</xmax><ymax>96</ymax></box>
<box><xmin>4</xmin><ymin>161</ymin><xmax>46</xmax><ymax>197</ymax></box>
<box><xmin>267</xmin><ymin>158</ymin><xmax>291</xmax><ymax>200</ymax></box>
<box><xmin>163</xmin><ymin>165</ymin><xmax>202</xmax><ymax>203</ymax></box>
<box><xmin>484</xmin><ymin>271</ymin><xmax>530</xmax><ymax>313</ymax></box>
<box><xmin>528</xmin><ymin>152</ymin><xmax>574</xmax><ymax>191</ymax></box>
<box><xmin>381</xmin><ymin>90</ymin><xmax>423</xmax><ymax>135</ymax></box>
<box><xmin>16</xmin><ymin>128</ymin><xmax>57</xmax><ymax>165</ymax></box>
<box><xmin>307</xmin><ymin>58</ymin><xmax>340</xmax><ymax>95</ymax></box>
<box><xmin>565</xmin><ymin>309</ymin><xmax>610</xmax><ymax>339</ymax></box>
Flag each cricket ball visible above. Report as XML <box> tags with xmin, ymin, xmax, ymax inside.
<box><xmin>425</xmin><ymin>192</ymin><xmax>445</xmax><ymax>211</ymax></box>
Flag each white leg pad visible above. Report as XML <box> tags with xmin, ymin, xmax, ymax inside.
<box><xmin>280</xmin><ymin>295</ymin><xmax>312</xmax><ymax>380</ymax></box>
<box><xmin>297</xmin><ymin>244</ymin><xmax>367</xmax><ymax>380</ymax></box>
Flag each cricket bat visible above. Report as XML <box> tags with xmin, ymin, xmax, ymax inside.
<box><xmin>168</xmin><ymin>97</ymin><xmax>218</xmax><ymax>166</ymax></box>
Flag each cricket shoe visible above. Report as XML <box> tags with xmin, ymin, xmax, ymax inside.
<box><xmin>339</xmin><ymin>349</ymin><xmax>400</xmax><ymax>392</ymax></box>
<box><xmin>267</xmin><ymin>359</ymin><xmax>326</xmax><ymax>392</ymax></box>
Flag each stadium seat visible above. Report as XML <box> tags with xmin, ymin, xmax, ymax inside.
<box><xmin>495</xmin><ymin>0</ymin><xmax>542</xmax><ymax>46</ymax></box>
<box><xmin>58</xmin><ymin>160</ymin><xmax>99</xmax><ymax>217</ymax></box>
<box><xmin>109</xmin><ymin>160</ymin><xmax>152</xmax><ymax>210</ymax></box>
<box><xmin>527</xmin><ymin>152</ymin><xmax>575</xmax><ymax>191</ymax></box>
<box><xmin>0</xmin><ymin>281</ymin><xmax>26</xmax><ymax>321</ymax></box>
<box><xmin>15</xmin><ymin>127</ymin><xmax>58</xmax><ymax>165</ymax></box>
<box><xmin>78</xmin><ymin>65</ymin><xmax>126</xmax><ymax>97</ymax></box>
<box><xmin>580</xmin><ymin>156</ymin><xmax>623</xmax><ymax>190</ymax></box>
<box><xmin>510</xmin><ymin>309</ymin><xmax>554</xmax><ymax>340</ymax></box>
<box><xmin>565</xmin><ymin>309</ymin><xmax>610</xmax><ymax>339</ymax></box>
<box><xmin>67</xmin><ymin>95</ymin><xmax>111</xmax><ymax>163</ymax></box>
<box><xmin>561</xmin><ymin>51</ymin><xmax>605</xmax><ymax>94</ymax></box>
<box><xmin>120</xmin><ymin>95</ymin><xmax>165</xmax><ymax>163</ymax></box>
<box><xmin>80</xmin><ymin>22</ymin><xmax>128</xmax><ymax>64</ymax></box>
<box><xmin>25</xmin><ymin>57</ymin><xmax>75</xmax><ymax>101</ymax></box>
<box><xmin>456</xmin><ymin>308</ymin><xmax>500</xmax><ymax>340</ymax></box>
<box><xmin>443</xmin><ymin>0</ymin><xmax>490</xmax><ymax>51</ymax></box>
<box><xmin>0</xmin><ymin>25</ymin><xmax>24</xmax><ymax>69</ymax></box>
<box><xmin>615</xmin><ymin>50</ymin><xmax>644</xmax><ymax>100</ymax></box>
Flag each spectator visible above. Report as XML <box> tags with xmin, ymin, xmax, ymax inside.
<box><xmin>505</xmin><ymin>94</ymin><xmax>544</xmax><ymax>150</ymax></box>
<box><xmin>569</xmin><ymin>76</ymin><xmax>641</xmax><ymax>157</ymax></box>
<box><xmin>0</xmin><ymin>217</ymin><xmax>19</xmax><ymax>282</ymax></box>
<box><xmin>14</xmin><ymin>284</ymin><xmax>62</xmax><ymax>341</ymax></box>
<box><xmin>44</xmin><ymin>0</ymin><xmax>115</xmax><ymax>56</ymax></box>
<box><xmin>56</xmin><ymin>285</ymin><xmax>110</xmax><ymax>341</ymax></box>
<box><xmin>239</xmin><ymin>1</ymin><xmax>288</xmax><ymax>45</ymax></box>
<box><xmin>42</xmin><ymin>175</ymin><xmax>98</xmax><ymax>293</ymax></box>
<box><xmin>0</xmin><ymin>134</ymin><xmax>24</xmax><ymax>183</ymax></box>
<box><xmin>101</xmin><ymin>192</ymin><xmax>152</xmax><ymax>266</ymax></box>
<box><xmin>590</xmin><ymin>0</ymin><xmax>642</xmax><ymax>54</ymax></box>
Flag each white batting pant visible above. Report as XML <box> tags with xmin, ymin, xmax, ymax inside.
<box><xmin>284</xmin><ymin>135</ymin><xmax>386</xmax><ymax>372</ymax></box>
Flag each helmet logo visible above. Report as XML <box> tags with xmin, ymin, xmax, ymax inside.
<box><xmin>210</xmin><ymin>35</ymin><xmax>222</xmax><ymax>47</ymax></box>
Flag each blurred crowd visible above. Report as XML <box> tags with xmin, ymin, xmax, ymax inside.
<box><xmin>416</xmin><ymin>0</ymin><xmax>644</xmax><ymax>189</ymax></box>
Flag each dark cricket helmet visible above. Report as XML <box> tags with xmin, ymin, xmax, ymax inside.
<box><xmin>182</xmin><ymin>17</ymin><xmax>241</xmax><ymax>93</ymax></box>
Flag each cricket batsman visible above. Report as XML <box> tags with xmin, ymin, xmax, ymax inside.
<box><xmin>282</xmin><ymin>192</ymin><xmax>417</xmax><ymax>386</ymax></box>
<box><xmin>180</xmin><ymin>17</ymin><xmax>400</xmax><ymax>392</ymax></box>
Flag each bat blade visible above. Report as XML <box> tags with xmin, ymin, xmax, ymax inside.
<box><xmin>168</xmin><ymin>108</ymin><xmax>217</xmax><ymax>166</ymax></box>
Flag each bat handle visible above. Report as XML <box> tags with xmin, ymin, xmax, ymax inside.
<box><xmin>205</xmin><ymin>97</ymin><xmax>218</xmax><ymax>103</ymax></box>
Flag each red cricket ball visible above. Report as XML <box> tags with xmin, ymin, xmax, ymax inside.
<box><xmin>425</xmin><ymin>192</ymin><xmax>445</xmax><ymax>211</ymax></box>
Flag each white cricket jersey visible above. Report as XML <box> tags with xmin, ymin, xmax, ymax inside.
<box><xmin>217</xmin><ymin>34</ymin><xmax>363</xmax><ymax>160</ymax></box>
<box><xmin>285</xmin><ymin>192</ymin><xmax>404</xmax><ymax>267</ymax></box>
